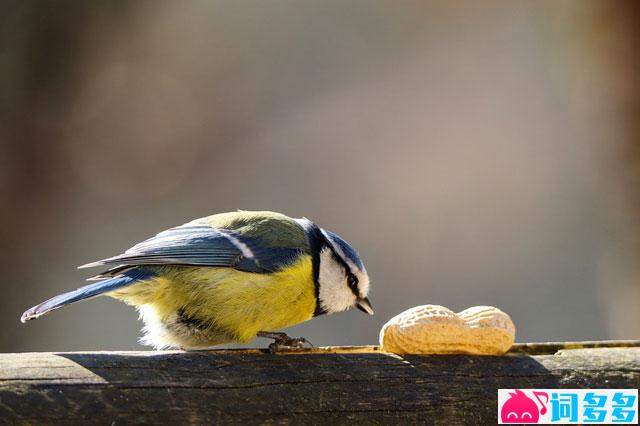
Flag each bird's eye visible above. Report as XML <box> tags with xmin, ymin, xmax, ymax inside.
<box><xmin>347</xmin><ymin>273</ymin><xmax>358</xmax><ymax>290</ymax></box>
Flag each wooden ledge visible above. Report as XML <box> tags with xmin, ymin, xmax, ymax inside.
<box><xmin>1</xmin><ymin>341</ymin><xmax>639</xmax><ymax>425</ymax></box>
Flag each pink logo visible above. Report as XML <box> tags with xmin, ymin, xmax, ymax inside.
<box><xmin>500</xmin><ymin>389</ymin><xmax>549</xmax><ymax>423</ymax></box>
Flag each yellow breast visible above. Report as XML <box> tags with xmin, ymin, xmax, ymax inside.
<box><xmin>111</xmin><ymin>255</ymin><xmax>317</xmax><ymax>344</ymax></box>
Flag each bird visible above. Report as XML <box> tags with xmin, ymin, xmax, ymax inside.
<box><xmin>20</xmin><ymin>210</ymin><xmax>373</xmax><ymax>351</ymax></box>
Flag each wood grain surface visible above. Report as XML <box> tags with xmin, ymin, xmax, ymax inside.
<box><xmin>0</xmin><ymin>342</ymin><xmax>638</xmax><ymax>425</ymax></box>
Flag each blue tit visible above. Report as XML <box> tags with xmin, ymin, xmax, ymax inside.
<box><xmin>21</xmin><ymin>211</ymin><xmax>373</xmax><ymax>350</ymax></box>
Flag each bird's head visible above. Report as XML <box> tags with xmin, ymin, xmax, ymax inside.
<box><xmin>316</xmin><ymin>228</ymin><xmax>373</xmax><ymax>316</ymax></box>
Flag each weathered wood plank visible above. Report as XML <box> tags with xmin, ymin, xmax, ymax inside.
<box><xmin>0</xmin><ymin>343</ymin><xmax>638</xmax><ymax>425</ymax></box>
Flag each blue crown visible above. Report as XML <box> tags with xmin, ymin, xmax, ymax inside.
<box><xmin>323</xmin><ymin>230</ymin><xmax>365</xmax><ymax>270</ymax></box>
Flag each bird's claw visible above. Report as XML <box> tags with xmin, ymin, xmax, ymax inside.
<box><xmin>268</xmin><ymin>337</ymin><xmax>312</xmax><ymax>354</ymax></box>
<box><xmin>257</xmin><ymin>331</ymin><xmax>314</xmax><ymax>353</ymax></box>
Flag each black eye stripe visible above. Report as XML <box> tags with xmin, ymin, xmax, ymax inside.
<box><xmin>330</xmin><ymin>250</ymin><xmax>347</xmax><ymax>269</ymax></box>
<box><xmin>331</xmin><ymin>250</ymin><xmax>360</xmax><ymax>297</ymax></box>
<box><xmin>330</xmin><ymin>248</ymin><xmax>352</xmax><ymax>277</ymax></box>
<box><xmin>321</xmin><ymin>232</ymin><xmax>360</xmax><ymax>297</ymax></box>
<box><xmin>347</xmin><ymin>273</ymin><xmax>359</xmax><ymax>291</ymax></box>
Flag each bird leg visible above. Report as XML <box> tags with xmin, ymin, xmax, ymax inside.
<box><xmin>257</xmin><ymin>331</ymin><xmax>313</xmax><ymax>353</ymax></box>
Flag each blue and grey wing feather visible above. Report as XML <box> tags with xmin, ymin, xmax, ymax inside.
<box><xmin>79</xmin><ymin>223</ymin><xmax>302</xmax><ymax>274</ymax></box>
<box><xmin>21</xmin><ymin>269</ymin><xmax>154</xmax><ymax>322</ymax></box>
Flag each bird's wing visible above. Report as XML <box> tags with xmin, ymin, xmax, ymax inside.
<box><xmin>79</xmin><ymin>222</ymin><xmax>302</xmax><ymax>274</ymax></box>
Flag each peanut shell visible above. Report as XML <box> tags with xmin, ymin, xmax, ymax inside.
<box><xmin>379</xmin><ymin>305</ymin><xmax>515</xmax><ymax>355</ymax></box>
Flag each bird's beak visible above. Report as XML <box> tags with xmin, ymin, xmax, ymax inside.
<box><xmin>356</xmin><ymin>297</ymin><xmax>374</xmax><ymax>315</ymax></box>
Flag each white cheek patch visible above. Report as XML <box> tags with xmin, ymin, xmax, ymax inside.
<box><xmin>318</xmin><ymin>248</ymin><xmax>357</xmax><ymax>313</ymax></box>
<box><xmin>322</xmin><ymin>233</ymin><xmax>370</xmax><ymax>298</ymax></box>
<box><xmin>346</xmin><ymin>259</ymin><xmax>369</xmax><ymax>298</ymax></box>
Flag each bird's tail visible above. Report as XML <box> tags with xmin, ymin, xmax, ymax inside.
<box><xmin>20</xmin><ymin>269</ymin><xmax>153</xmax><ymax>323</ymax></box>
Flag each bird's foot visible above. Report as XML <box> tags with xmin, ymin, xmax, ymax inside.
<box><xmin>257</xmin><ymin>331</ymin><xmax>313</xmax><ymax>354</ymax></box>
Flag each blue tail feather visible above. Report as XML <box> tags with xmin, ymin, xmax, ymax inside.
<box><xmin>21</xmin><ymin>269</ymin><xmax>153</xmax><ymax>323</ymax></box>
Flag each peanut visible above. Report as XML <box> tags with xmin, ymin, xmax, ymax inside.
<box><xmin>379</xmin><ymin>305</ymin><xmax>515</xmax><ymax>355</ymax></box>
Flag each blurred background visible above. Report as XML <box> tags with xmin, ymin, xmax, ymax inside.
<box><xmin>2</xmin><ymin>1</ymin><xmax>639</xmax><ymax>352</ymax></box>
